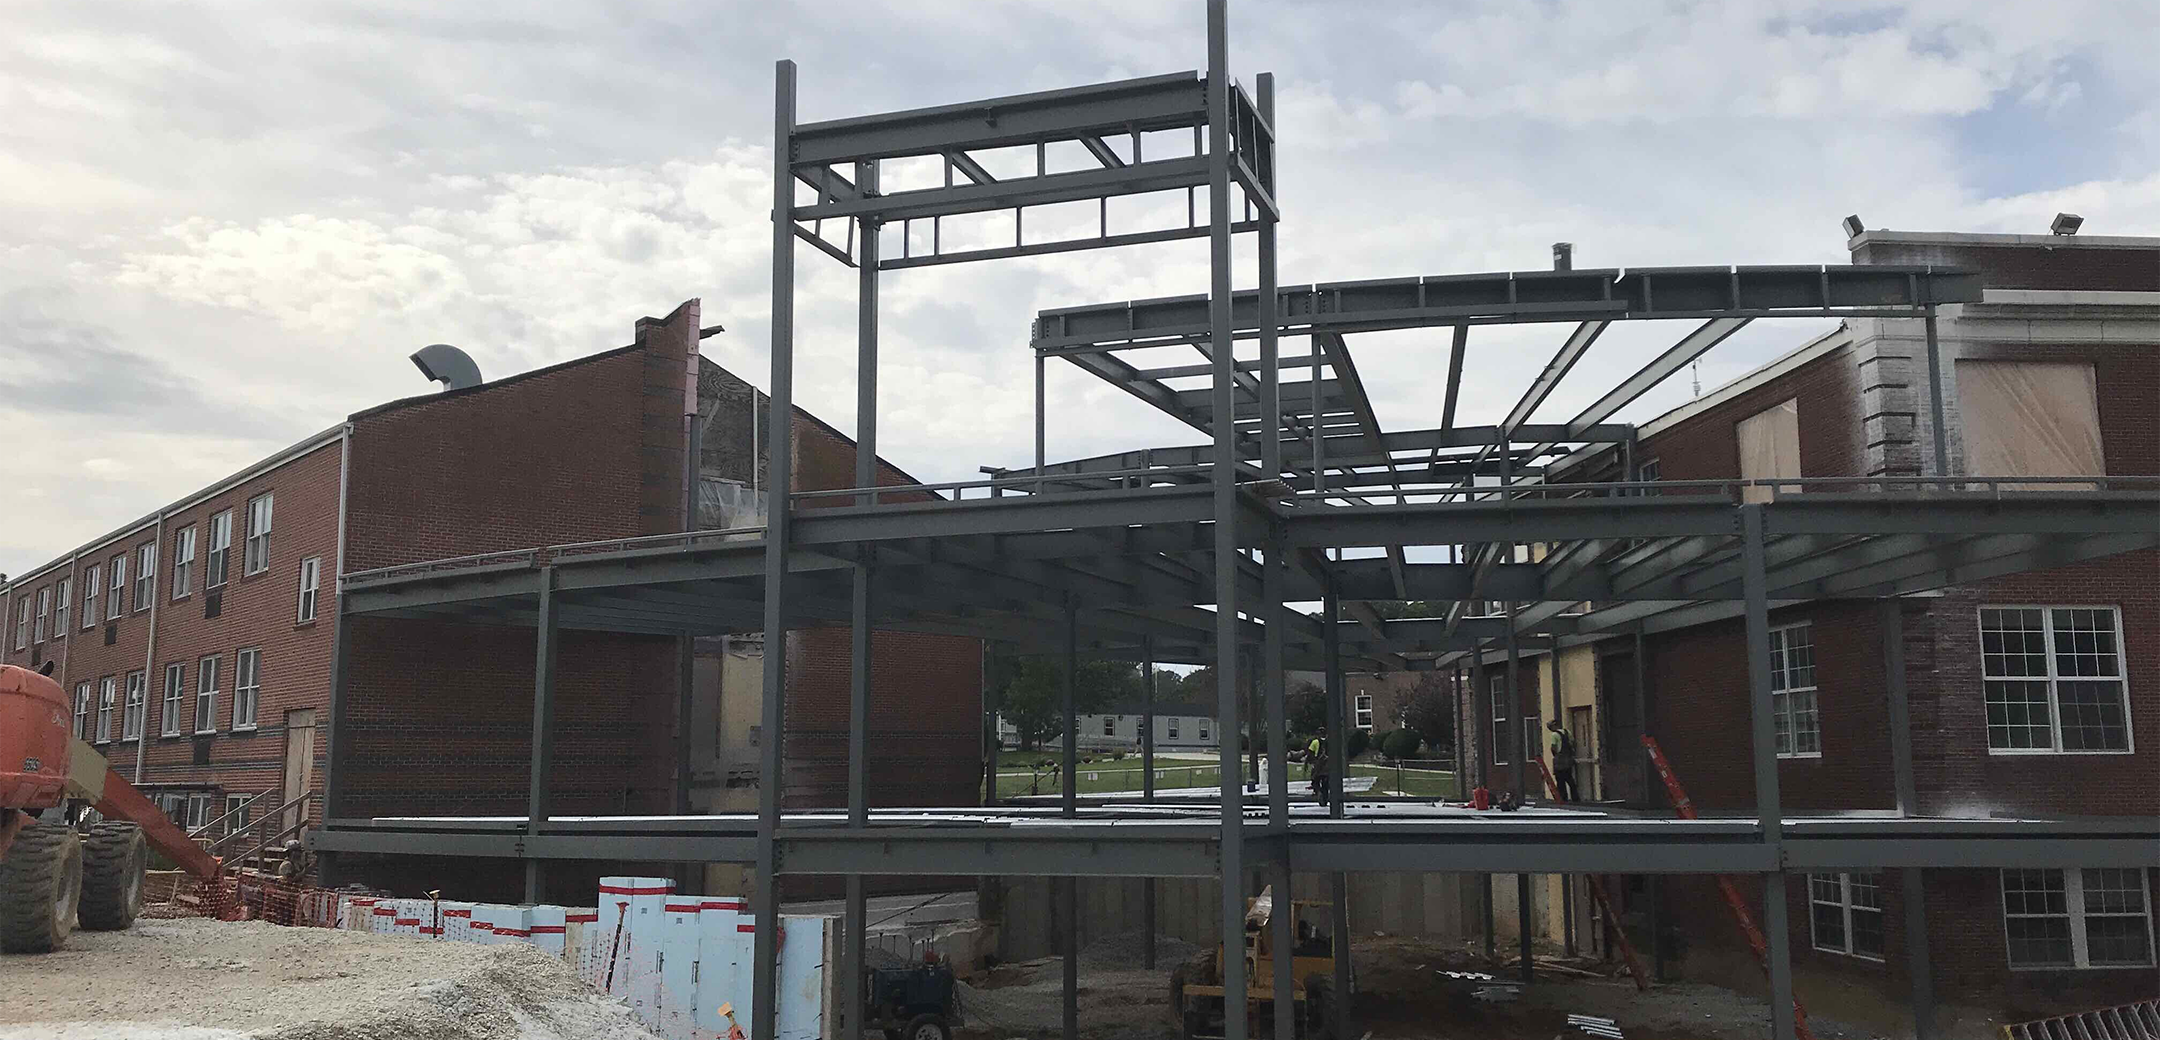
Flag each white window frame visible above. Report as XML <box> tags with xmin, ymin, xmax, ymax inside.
<box><xmin>121</xmin><ymin>670</ymin><xmax>146</xmax><ymax>741</ymax></box>
<box><xmin>11</xmin><ymin>596</ymin><xmax>26</xmax><ymax>650</ymax></box>
<box><xmin>196</xmin><ymin>655</ymin><xmax>220</xmax><ymax>735</ymax></box>
<box><xmin>1490</xmin><ymin>675</ymin><xmax>1510</xmax><ymax>766</ymax></box>
<box><xmin>2002</xmin><ymin>868</ymin><xmax>2156</xmax><ymax>971</ymax></box>
<box><xmin>95</xmin><ymin>676</ymin><xmax>116</xmax><ymax>743</ymax></box>
<box><xmin>206</xmin><ymin>510</ymin><xmax>232</xmax><ymax>589</ymax></box>
<box><xmin>1769</xmin><ymin>622</ymin><xmax>1821</xmax><ymax>759</ymax></box>
<box><xmin>106</xmin><ymin>552</ymin><xmax>127</xmax><ymax>620</ymax></box>
<box><xmin>1102</xmin><ymin>716</ymin><xmax>1115</xmax><ymax>736</ymax></box>
<box><xmin>81</xmin><ymin>566</ymin><xmax>100</xmax><ymax>629</ymax></box>
<box><xmin>243</xmin><ymin>493</ymin><xmax>273</xmax><ymax>575</ymax></box>
<box><xmin>134</xmin><ymin>542</ymin><xmax>156</xmax><ymax>611</ymax></box>
<box><xmin>172</xmin><ymin>525</ymin><xmax>197</xmax><ymax>599</ymax></box>
<box><xmin>53</xmin><ymin>577</ymin><xmax>69</xmax><ymax>635</ymax></box>
<box><xmin>225</xmin><ymin>793</ymin><xmax>251</xmax><ymax>833</ymax></box>
<box><xmin>1198</xmin><ymin>719</ymin><xmax>1211</xmax><ymax>742</ymax></box>
<box><xmin>233</xmin><ymin>647</ymin><xmax>261</xmax><ymax>730</ymax></box>
<box><xmin>1167</xmin><ymin>717</ymin><xmax>1180</xmax><ymax>740</ymax></box>
<box><xmin>1980</xmin><ymin>606</ymin><xmax>2132</xmax><ymax>755</ymax></box>
<box><xmin>296</xmin><ymin>557</ymin><xmax>321</xmax><ymax>623</ymax></box>
<box><xmin>186</xmin><ymin>792</ymin><xmax>214</xmax><ymax>832</ymax></box>
<box><xmin>33</xmin><ymin>586</ymin><xmax>50</xmax><ymax>643</ymax></box>
<box><xmin>1354</xmin><ymin>693</ymin><xmax>1374</xmax><ymax>731</ymax></box>
<box><xmin>1809</xmin><ymin>872</ymin><xmax>1885</xmax><ymax>961</ymax></box>
<box><xmin>161</xmin><ymin>663</ymin><xmax>186</xmax><ymax>737</ymax></box>
<box><xmin>74</xmin><ymin>682</ymin><xmax>92</xmax><ymax>739</ymax></box>
<box><xmin>1636</xmin><ymin>456</ymin><xmax>1662</xmax><ymax>483</ymax></box>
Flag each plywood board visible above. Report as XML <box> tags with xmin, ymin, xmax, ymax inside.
<box><xmin>1957</xmin><ymin>360</ymin><xmax>2104</xmax><ymax>487</ymax></box>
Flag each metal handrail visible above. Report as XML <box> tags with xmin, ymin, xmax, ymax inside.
<box><xmin>789</xmin><ymin>462</ymin><xmax>1220</xmax><ymax>504</ymax></box>
<box><xmin>189</xmin><ymin>789</ymin><xmax>273</xmax><ymax>841</ymax></box>
<box><xmin>202</xmin><ymin>790</ymin><xmax>314</xmax><ymax>859</ymax></box>
<box><xmin>342</xmin><ymin>547</ymin><xmax>539</xmax><ymax>587</ymax></box>
<box><xmin>549</xmin><ymin>526</ymin><xmax>767</xmax><ymax>558</ymax></box>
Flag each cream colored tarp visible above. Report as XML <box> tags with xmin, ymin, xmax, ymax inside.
<box><xmin>1957</xmin><ymin>360</ymin><xmax>2105</xmax><ymax>488</ymax></box>
<box><xmin>1736</xmin><ymin>398</ymin><xmax>1800</xmax><ymax>503</ymax></box>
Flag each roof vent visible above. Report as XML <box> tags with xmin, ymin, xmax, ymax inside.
<box><xmin>410</xmin><ymin>343</ymin><xmax>483</xmax><ymax>391</ymax></box>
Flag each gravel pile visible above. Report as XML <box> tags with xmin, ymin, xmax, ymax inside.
<box><xmin>0</xmin><ymin>917</ymin><xmax>660</xmax><ymax>1040</ymax></box>
<box><xmin>1078</xmin><ymin>929</ymin><xmax>1198</xmax><ymax>970</ymax></box>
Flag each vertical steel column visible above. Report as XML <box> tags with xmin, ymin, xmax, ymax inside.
<box><xmin>1322</xmin><ymin>570</ymin><xmax>1345</xmax><ymax>820</ymax></box>
<box><xmin>1921</xmin><ymin>303</ymin><xmax>1949</xmax><ymax>478</ymax></box>
<box><xmin>1246</xmin><ymin>648</ymin><xmax>1261</xmax><ymax>788</ymax></box>
<box><xmin>1255</xmin><ymin>68</ymin><xmax>1292</xmax><ymax>1039</ymax></box>
<box><xmin>1062</xmin><ymin>875</ymin><xmax>1079</xmax><ymax>1040</ymax></box>
<box><xmin>320</xmin><ymin>594</ymin><xmax>351</xmax><ymax>886</ymax></box>
<box><xmin>1505</xmin><ymin>602</ymin><xmax>1531</xmax><ymax>983</ymax></box>
<box><xmin>1062</xmin><ymin>602</ymin><xmax>1078</xmax><ymax>819</ymax></box>
<box><xmin>524</xmin><ymin>567</ymin><xmax>558</xmax><ymax>903</ymax></box>
<box><xmin>1635</xmin><ymin>628</ymin><xmax>1665</xmax><ymax>980</ymax></box>
<box><xmin>1740</xmin><ymin>504</ymin><xmax>1796</xmax><ymax>1040</ymax></box>
<box><xmin>1206</xmin><ymin>2</ymin><xmax>1246</xmax><ymax>1036</ymax></box>
<box><xmin>841</xmin><ymin>154</ymin><xmax>880</xmax><ymax>1040</ymax></box>
<box><xmin>1331</xmin><ymin>870</ymin><xmax>1351</xmax><ymax>1040</ymax></box>
<box><xmin>1879</xmin><ymin>599</ymin><xmax>1934</xmax><ymax>1038</ymax></box>
<box><xmin>1142</xmin><ymin>635</ymin><xmax>1157</xmax><ymax>969</ymax></box>
<box><xmin>1034</xmin><ymin>352</ymin><xmax>1047</xmax><ymax>488</ymax></box>
<box><xmin>751</xmin><ymin>58</ymin><xmax>797</xmax><ymax>1040</ymax></box>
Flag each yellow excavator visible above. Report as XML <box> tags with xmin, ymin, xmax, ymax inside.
<box><xmin>1168</xmin><ymin>887</ymin><xmax>1346</xmax><ymax>1039</ymax></box>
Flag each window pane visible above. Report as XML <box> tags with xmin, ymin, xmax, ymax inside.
<box><xmin>2083</xmin><ymin>915</ymin><xmax>2152</xmax><ymax>967</ymax></box>
<box><xmin>2002</xmin><ymin>869</ymin><xmax>2068</xmax><ymax>916</ymax></box>
<box><xmin>1985</xmin><ymin>680</ymin><xmax>2054</xmax><ymax>750</ymax></box>
<box><xmin>1979</xmin><ymin>609</ymin><xmax>2048</xmax><ymax>678</ymax></box>
<box><xmin>1788</xmin><ymin>689</ymin><xmax>1820</xmax><ymax>754</ymax></box>
<box><xmin>2050</xmin><ymin>609</ymin><xmax>2120</xmax><ymax>678</ymax></box>
<box><xmin>1811</xmin><ymin>900</ymin><xmax>1846</xmax><ymax>951</ymax></box>
<box><xmin>2055</xmin><ymin>681</ymin><xmax>2129</xmax><ymax>751</ymax></box>
<box><xmin>2005</xmin><ymin>916</ymin><xmax>2074</xmax><ymax>968</ymax></box>
<box><xmin>2081</xmin><ymin>869</ymin><xmax>2148</xmax><ymax>914</ymax></box>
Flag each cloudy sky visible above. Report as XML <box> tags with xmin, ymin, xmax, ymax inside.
<box><xmin>6</xmin><ymin>0</ymin><xmax>2158</xmax><ymax>577</ymax></box>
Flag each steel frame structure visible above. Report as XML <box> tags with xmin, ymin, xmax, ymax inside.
<box><xmin>310</xmin><ymin>6</ymin><xmax>2160</xmax><ymax>1040</ymax></box>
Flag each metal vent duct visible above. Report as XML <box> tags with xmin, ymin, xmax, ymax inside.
<box><xmin>410</xmin><ymin>343</ymin><xmax>483</xmax><ymax>391</ymax></box>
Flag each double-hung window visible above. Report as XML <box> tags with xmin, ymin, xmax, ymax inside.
<box><xmin>243</xmin><ymin>494</ymin><xmax>273</xmax><ymax>575</ymax></box>
<box><xmin>1102</xmin><ymin>716</ymin><xmax>1115</xmax><ymax>736</ymax></box>
<box><xmin>161</xmin><ymin>663</ymin><xmax>186</xmax><ymax>737</ymax></box>
<box><xmin>11</xmin><ymin>597</ymin><xmax>26</xmax><ymax>650</ymax></box>
<box><xmin>95</xmin><ymin>676</ymin><xmax>116</xmax><ymax>742</ymax></box>
<box><xmin>1354</xmin><ymin>693</ymin><xmax>1374</xmax><ymax>730</ymax></box>
<box><xmin>1810</xmin><ymin>873</ymin><xmax>1884</xmax><ymax>959</ymax></box>
<box><xmin>233</xmin><ymin>648</ymin><xmax>261</xmax><ymax>730</ymax></box>
<box><xmin>196</xmin><ymin>656</ymin><xmax>221</xmax><ymax>734</ymax></box>
<box><xmin>33</xmin><ymin>586</ymin><xmax>50</xmax><ymax>642</ymax></box>
<box><xmin>172</xmin><ymin>526</ymin><xmax>197</xmax><ymax>598</ymax></box>
<box><xmin>206</xmin><ymin>511</ymin><xmax>232</xmax><ymax>589</ymax></box>
<box><xmin>73</xmin><ymin>683</ymin><xmax>92</xmax><ymax>739</ymax></box>
<box><xmin>2003</xmin><ymin>868</ymin><xmax>2154</xmax><ymax>969</ymax></box>
<box><xmin>53</xmin><ymin>577</ymin><xmax>69</xmax><ymax>634</ymax></box>
<box><xmin>1981</xmin><ymin>607</ymin><xmax>2131</xmax><ymax>753</ymax></box>
<box><xmin>107</xmin><ymin>553</ymin><xmax>127</xmax><ymax>620</ymax></box>
<box><xmin>81</xmin><ymin>566</ymin><xmax>99</xmax><ymax>629</ymax></box>
<box><xmin>134</xmin><ymin>543</ymin><xmax>155</xmax><ymax>611</ymax></box>
<box><xmin>1770</xmin><ymin>622</ymin><xmax>1820</xmax><ymax>757</ymax></box>
<box><xmin>122</xmin><ymin>670</ymin><xmax>146</xmax><ymax>741</ymax></box>
<box><xmin>1167</xmin><ymin>717</ymin><xmax>1180</xmax><ymax>740</ymax></box>
<box><xmin>296</xmin><ymin>557</ymin><xmax>321</xmax><ymax>623</ymax></box>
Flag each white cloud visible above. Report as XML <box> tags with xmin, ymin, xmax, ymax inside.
<box><xmin>2</xmin><ymin>0</ymin><xmax>2157</xmax><ymax>574</ymax></box>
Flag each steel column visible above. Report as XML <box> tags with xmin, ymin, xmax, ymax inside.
<box><xmin>525</xmin><ymin>567</ymin><xmax>558</xmax><ymax>902</ymax></box>
<box><xmin>1922</xmin><ymin>303</ymin><xmax>1949</xmax><ymax>477</ymax></box>
<box><xmin>751</xmin><ymin>58</ymin><xmax>797</xmax><ymax>1040</ymax></box>
<box><xmin>1322</xmin><ymin>565</ymin><xmax>1345</xmax><ymax>819</ymax></box>
<box><xmin>1880</xmin><ymin>599</ymin><xmax>1934</xmax><ymax>1038</ymax></box>
<box><xmin>1741</xmin><ymin>504</ymin><xmax>1795</xmax><ymax>1040</ymax></box>
<box><xmin>1063</xmin><ymin>602</ymin><xmax>1078</xmax><ymax>819</ymax></box>
<box><xmin>1258</xmin><ymin>70</ymin><xmax>1292</xmax><ymax>1038</ymax></box>
<box><xmin>1504</xmin><ymin>599</ymin><xmax>1532</xmax><ymax>983</ymax></box>
<box><xmin>1206</xmin><ymin>4</ymin><xmax>1246</xmax><ymax>1035</ymax></box>
<box><xmin>1903</xmin><ymin>868</ymin><xmax>1935</xmax><ymax>1040</ymax></box>
<box><xmin>1063</xmin><ymin>877</ymin><xmax>1079</xmax><ymax>1040</ymax></box>
<box><xmin>841</xmin><ymin>153</ymin><xmax>881</xmax><ymax>1040</ymax></box>
<box><xmin>320</xmin><ymin>595</ymin><xmax>352</xmax><ymax>886</ymax></box>
<box><xmin>1143</xmin><ymin>636</ymin><xmax>1156</xmax><ymax>802</ymax></box>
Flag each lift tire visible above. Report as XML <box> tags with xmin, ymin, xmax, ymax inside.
<box><xmin>0</xmin><ymin>822</ymin><xmax>82</xmax><ymax>954</ymax></box>
<box><xmin>79</xmin><ymin>822</ymin><xmax>146</xmax><ymax>931</ymax></box>
<box><xmin>900</xmin><ymin>1014</ymin><xmax>950</xmax><ymax>1040</ymax></box>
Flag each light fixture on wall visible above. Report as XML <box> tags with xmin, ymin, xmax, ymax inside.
<box><xmin>2050</xmin><ymin>212</ymin><xmax>2084</xmax><ymax>236</ymax></box>
<box><xmin>1841</xmin><ymin>214</ymin><xmax>1865</xmax><ymax>239</ymax></box>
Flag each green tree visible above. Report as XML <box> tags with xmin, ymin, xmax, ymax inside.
<box><xmin>1388</xmin><ymin>672</ymin><xmax>1457</xmax><ymax>754</ymax></box>
<box><xmin>995</xmin><ymin>655</ymin><xmax>1142</xmax><ymax>749</ymax></box>
<box><xmin>1286</xmin><ymin>681</ymin><xmax>1328</xmax><ymax>738</ymax></box>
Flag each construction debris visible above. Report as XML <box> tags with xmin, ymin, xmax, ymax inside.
<box><xmin>1570</xmin><ymin>1012</ymin><xmax>1626</xmax><ymax>1038</ymax></box>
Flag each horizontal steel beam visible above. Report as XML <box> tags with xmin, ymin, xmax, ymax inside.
<box><xmin>791</xmin><ymin>71</ymin><xmax>1206</xmax><ymax>165</ymax></box>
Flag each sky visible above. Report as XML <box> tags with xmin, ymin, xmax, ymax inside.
<box><xmin>5</xmin><ymin>0</ymin><xmax>2160</xmax><ymax>578</ymax></box>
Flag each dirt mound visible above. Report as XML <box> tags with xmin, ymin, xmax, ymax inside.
<box><xmin>0</xmin><ymin>917</ymin><xmax>659</xmax><ymax>1040</ymax></box>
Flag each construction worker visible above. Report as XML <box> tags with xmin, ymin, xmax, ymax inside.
<box><xmin>1307</xmin><ymin>732</ymin><xmax>1333</xmax><ymax>804</ymax></box>
<box><xmin>1547</xmin><ymin>719</ymin><xmax>1579</xmax><ymax>802</ymax></box>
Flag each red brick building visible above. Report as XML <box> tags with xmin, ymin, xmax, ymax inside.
<box><xmin>1464</xmin><ymin>230</ymin><xmax>2158</xmax><ymax>1028</ymax></box>
<box><xmin>1</xmin><ymin>299</ymin><xmax>982</xmax><ymax>894</ymax></box>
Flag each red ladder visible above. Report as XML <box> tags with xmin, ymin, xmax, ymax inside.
<box><xmin>1641</xmin><ymin>736</ymin><xmax>1816</xmax><ymax>1040</ymax></box>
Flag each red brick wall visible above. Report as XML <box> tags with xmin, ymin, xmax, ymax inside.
<box><xmin>1</xmin><ymin>439</ymin><xmax>344</xmax><ymax>830</ymax></box>
<box><xmin>1854</xmin><ymin>240</ymin><xmax>2160</xmax><ymax>292</ymax></box>
<box><xmin>1637</xmin><ymin>343</ymin><xmax>1864</xmax><ymax>483</ymax></box>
